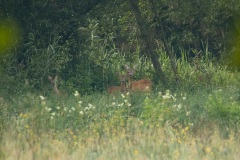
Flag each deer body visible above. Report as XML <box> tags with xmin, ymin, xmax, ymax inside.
<box><xmin>130</xmin><ymin>79</ymin><xmax>152</xmax><ymax>91</ymax></box>
<box><xmin>125</xmin><ymin>65</ymin><xmax>152</xmax><ymax>92</ymax></box>
<box><xmin>108</xmin><ymin>74</ymin><xmax>126</xmax><ymax>94</ymax></box>
<box><xmin>108</xmin><ymin>86</ymin><xmax>122</xmax><ymax>94</ymax></box>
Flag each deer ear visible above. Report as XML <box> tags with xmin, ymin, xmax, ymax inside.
<box><xmin>48</xmin><ymin>76</ymin><xmax>52</xmax><ymax>80</ymax></box>
<box><xmin>125</xmin><ymin>64</ymin><xmax>129</xmax><ymax>70</ymax></box>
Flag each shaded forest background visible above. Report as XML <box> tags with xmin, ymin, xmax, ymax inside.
<box><xmin>0</xmin><ymin>0</ymin><xmax>240</xmax><ymax>95</ymax></box>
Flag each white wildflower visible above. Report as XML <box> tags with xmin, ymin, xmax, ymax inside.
<box><xmin>121</xmin><ymin>94</ymin><xmax>125</xmax><ymax>98</ymax></box>
<box><xmin>45</xmin><ymin>107</ymin><xmax>52</xmax><ymax>112</ymax></box>
<box><xmin>39</xmin><ymin>95</ymin><xmax>46</xmax><ymax>100</ymax></box>
<box><xmin>74</xmin><ymin>90</ymin><xmax>80</xmax><ymax>97</ymax></box>
<box><xmin>79</xmin><ymin>111</ymin><xmax>84</xmax><ymax>115</ymax></box>
<box><xmin>186</xmin><ymin>111</ymin><xmax>191</xmax><ymax>116</ymax></box>
<box><xmin>118</xmin><ymin>103</ymin><xmax>124</xmax><ymax>107</ymax></box>
<box><xmin>177</xmin><ymin>104</ymin><xmax>182</xmax><ymax>111</ymax></box>
<box><xmin>166</xmin><ymin>90</ymin><xmax>171</xmax><ymax>95</ymax></box>
<box><xmin>162</xmin><ymin>94</ymin><xmax>172</xmax><ymax>99</ymax></box>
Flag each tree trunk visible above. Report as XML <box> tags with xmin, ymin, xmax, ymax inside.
<box><xmin>159</xmin><ymin>23</ymin><xmax>180</xmax><ymax>83</ymax></box>
<box><xmin>149</xmin><ymin>0</ymin><xmax>180</xmax><ymax>83</ymax></box>
<box><xmin>128</xmin><ymin>0</ymin><xmax>168</xmax><ymax>86</ymax></box>
<box><xmin>0</xmin><ymin>0</ymin><xmax>6</xmax><ymax>16</ymax></box>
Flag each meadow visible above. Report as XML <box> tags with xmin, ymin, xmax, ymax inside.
<box><xmin>1</xmin><ymin>1</ymin><xmax>240</xmax><ymax>159</ymax></box>
<box><xmin>1</xmin><ymin>52</ymin><xmax>240</xmax><ymax>160</ymax></box>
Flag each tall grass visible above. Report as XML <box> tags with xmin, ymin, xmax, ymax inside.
<box><xmin>157</xmin><ymin>48</ymin><xmax>239</xmax><ymax>91</ymax></box>
<box><xmin>1</xmin><ymin>42</ymin><xmax>240</xmax><ymax>159</ymax></box>
<box><xmin>1</xmin><ymin>82</ymin><xmax>240</xmax><ymax>159</ymax></box>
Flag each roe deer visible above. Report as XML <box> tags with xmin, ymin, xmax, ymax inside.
<box><xmin>125</xmin><ymin>64</ymin><xmax>152</xmax><ymax>91</ymax></box>
<box><xmin>108</xmin><ymin>74</ymin><xmax>126</xmax><ymax>94</ymax></box>
<box><xmin>48</xmin><ymin>75</ymin><xmax>61</xmax><ymax>96</ymax></box>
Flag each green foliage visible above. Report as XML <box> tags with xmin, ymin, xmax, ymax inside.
<box><xmin>1</xmin><ymin>75</ymin><xmax>240</xmax><ymax>159</ymax></box>
<box><xmin>1</xmin><ymin>0</ymin><xmax>240</xmax><ymax>95</ymax></box>
<box><xmin>1</xmin><ymin>1</ymin><xmax>240</xmax><ymax>159</ymax></box>
<box><xmin>206</xmin><ymin>89</ymin><xmax>240</xmax><ymax>126</ymax></box>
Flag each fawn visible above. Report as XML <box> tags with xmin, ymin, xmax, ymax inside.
<box><xmin>48</xmin><ymin>75</ymin><xmax>61</xmax><ymax>96</ymax></box>
<box><xmin>108</xmin><ymin>74</ymin><xmax>127</xmax><ymax>94</ymax></box>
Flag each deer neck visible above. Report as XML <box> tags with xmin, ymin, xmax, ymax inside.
<box><xmin>121</xmin><ymin>81</ymin><xmax>126</xmax><ymax>93</ymax></box>
<box><xmin>53</xmin><ymin>85</ymin><xmax>60</xmax><ymax>96</ymax></box>
<box><xmin>128</xmin><ymin>76</ymin><xmax>133</xmax><ymax>90</ymax></box>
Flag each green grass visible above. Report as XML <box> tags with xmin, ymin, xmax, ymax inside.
<box><xmin>1</xmin><ymin>84</ymin><xmax>240</xmax><ymax>159</ymax></box>
<box><xmin>1</xmin><ymin>46</ymin><xmax>240</xmax><ymax>159</ymax></box>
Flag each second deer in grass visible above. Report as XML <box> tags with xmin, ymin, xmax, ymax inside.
<box><xmin>108</xmin><ymin>74</ymin><xmax>127</xmax><ymax>94</ymax></box>
<box><xmin>125</xmin><ymin>64</ymin><xmax>152</xmax><ymax>92</ymax></box>
<box><xmin>48</xmin><ymin>75</ymin><xmax>61</xmax><ymax>96</ymax></box>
